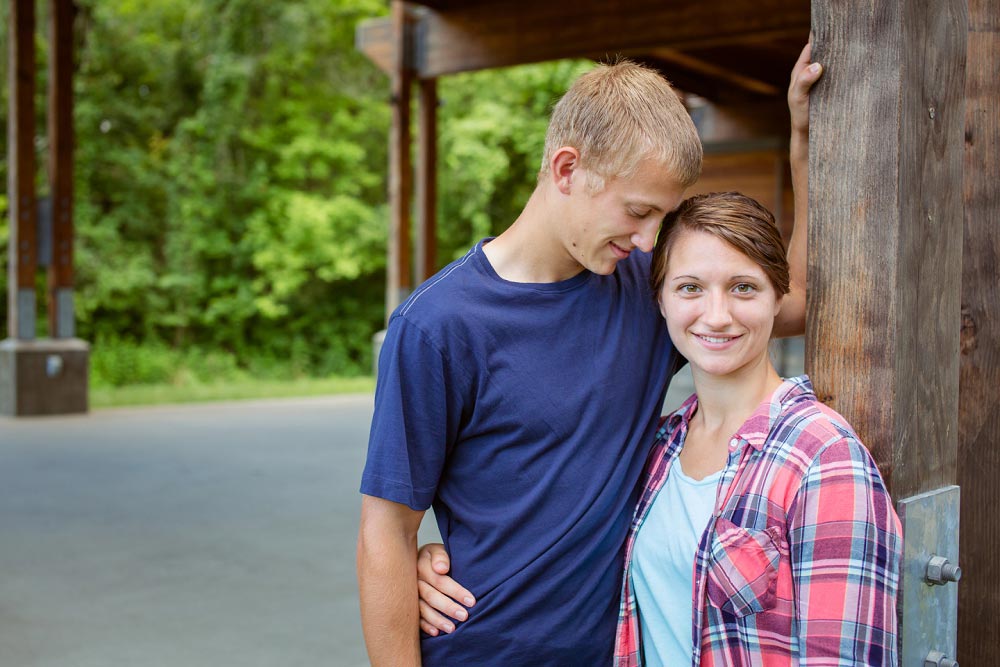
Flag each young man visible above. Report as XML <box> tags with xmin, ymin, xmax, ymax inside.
<box><xmin>358</xmin><ymin>50</ymin><xmax>820</xmax><ymax>666</ymax></box>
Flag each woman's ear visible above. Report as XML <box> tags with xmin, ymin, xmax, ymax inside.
<box><xmin>657</xmin><ymin>289</ymin><xmax>668</xmax><ymax>320</ymax></box>
<box><xmin>549</xmin><ymin>147</ymin><xmax>581</xmax><ymax>195</ymax></box>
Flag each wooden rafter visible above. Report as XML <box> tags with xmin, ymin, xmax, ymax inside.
<box><xmin>358</xmin><ymin>0</ymin><xmax>809</xmax><ymax>79</ymax></box>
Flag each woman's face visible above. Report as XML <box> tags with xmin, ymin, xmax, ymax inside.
<box><xmin>658</xmin><ymin>229</ymin><xmax>782</xmax><ymax>380</ymax></box>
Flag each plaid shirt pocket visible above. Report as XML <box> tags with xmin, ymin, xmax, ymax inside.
<box><xmin>706</xmin><ymin>517</ymin><xmax>783</xmax><ymax>617</ymax></box>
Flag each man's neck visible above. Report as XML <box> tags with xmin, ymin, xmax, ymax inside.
<box><xmin>482</xmin><ymin>187</ymin><xmax>584</xmax><ymax>283</ymax></box>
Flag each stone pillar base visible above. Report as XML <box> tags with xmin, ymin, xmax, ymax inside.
<box><xmin>0</xmin><ymin>338</ymin><xmax>89</xmax><ymax>416</ymax></box>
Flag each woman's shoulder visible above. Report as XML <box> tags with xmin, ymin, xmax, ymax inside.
<box><xmin>769</xmin><ymin>376</ymin><xmax>868</xmax><ymax>462</ymax></box>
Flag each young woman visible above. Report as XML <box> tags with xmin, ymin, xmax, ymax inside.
<box><xmin>613</xmin><ymin>191</ymin><xmax>902</xmax><ymax>666</ymax></box>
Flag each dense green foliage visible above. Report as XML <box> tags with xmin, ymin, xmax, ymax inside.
<box><xmin>0</xmin><ymin>0</ymin><xmax>589</xmax><ymax>385</ymax></box>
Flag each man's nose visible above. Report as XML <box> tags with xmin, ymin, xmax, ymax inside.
<box><xmin>630</xmin><ymin>219</ymin><xmax>659</xmax><ymax>253</ymax></box>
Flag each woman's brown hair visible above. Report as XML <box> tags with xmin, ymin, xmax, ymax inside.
<box><xmin>650</xmin><ymin>191</ymin><xmax>790</xmax><ymax>295</ymax></box>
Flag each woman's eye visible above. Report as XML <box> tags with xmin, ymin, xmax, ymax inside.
<box><xmin>734</xmin><ymin>283</ymin><xmax>755</xmax><ymax>294</ymax></box>
<box><xmin>680</xmin><ymin>284</ymin><xmax>700</xmax><ymax>294</ymax></box>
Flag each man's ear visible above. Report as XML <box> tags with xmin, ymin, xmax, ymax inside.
<box><xmin>549</xmin><ymin>147</ymin><xmax>581</xmax><ymax>195</ymax></box>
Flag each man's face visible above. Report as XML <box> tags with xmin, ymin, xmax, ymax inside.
<box><xmin>561</xmin><ymin>162</ymin><xmax>686</xmax><ymax>276</ymax></box>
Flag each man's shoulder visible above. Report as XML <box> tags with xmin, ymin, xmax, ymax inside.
<box><xmin>394</xmin><ymin>246</ymin><xmax>487</xmax><ymax>322</ymax></box>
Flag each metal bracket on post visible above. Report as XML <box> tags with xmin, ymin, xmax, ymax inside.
<box><xmin>898</xmin><ymin>485</ymin><xmax>961</xmax><ymax>667</ymax></box>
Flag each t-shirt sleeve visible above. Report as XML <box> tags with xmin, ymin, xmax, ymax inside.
<box><xmin>360</xmin><ymin>315</ymin><xmax>468</xmax><ymax>511</ymax></box>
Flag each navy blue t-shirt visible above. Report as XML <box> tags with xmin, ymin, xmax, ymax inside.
<box><xmin>361</xmin><ymin>239</ymin><xmax>683</xmax><ymax>665</ymax></box>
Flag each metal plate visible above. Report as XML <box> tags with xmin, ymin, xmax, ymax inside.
<box><xmin>16</xmin><ymin>288</ymin><xmax>36</xmax><ymax>340</ymax></box>
<box><xmin>55</xmin><ymin>288</ymin><xmax>75</xmax><ymax>338</ymax></box>
<box><xmin>897</xmin><ymin>485</ymin><xmax>960</xmax><ymax>666</ymax></box>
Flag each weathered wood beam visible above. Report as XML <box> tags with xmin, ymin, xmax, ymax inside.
<box><xmin>386</xmin><ymin>0</ymin><xmax>414</xmax><ymax>319</ymax></box>
<box><xmin>47</xmin><ymin>0</ymin><xmax>75</xmax><ymax>339</ymax></box>
<box><xmin>415</xmin><ymin>78</ymin><xmax>437</xmax><ymax>283</ymax></box>
<box><xmin>809</xmin><ymin>6</ymin><xmax>968</xmax><ymax>658</ymax></box>
<box><xmin>957</xmin><ymin>1</ymin><xmax>1000</xmax><ymax>662</ymax></box>
<box><xmin>8</xmin><ymin>0</ymin><xmax>38</xmax><ymax>340</ymax></box>
<box><xmin>807</xmin><ymin>0</ymin><xmax>966</xmax><ymax>499</ymax></box>
<box><xmin>644</xmin><ymin>48</ymin><xmax>780</xmax><ymax>96</ymax></box>
<box><xmin>358</xmin><ymin>0</ymin><xmax>809</xmax><ymax>78</ymax></box>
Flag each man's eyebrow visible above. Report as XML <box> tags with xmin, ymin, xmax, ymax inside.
<box><xmin>625</xmin><ymin>199</ymin><xmax>664</xmax><ymax>212</ymax></box>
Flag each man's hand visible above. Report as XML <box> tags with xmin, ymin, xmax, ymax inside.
<box><xmin>416</xmin><ymin>543</ymin><xmax>476</xmax><ymax>636</ymax></box>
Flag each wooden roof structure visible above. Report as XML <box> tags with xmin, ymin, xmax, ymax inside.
<box><xmin>357</xmin><ymin>0</ymin><xmax>809</xmax><ymax>99</ymax></box>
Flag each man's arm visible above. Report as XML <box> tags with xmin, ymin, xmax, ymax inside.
<box><xmin>357</xmin><ymin>495</ymin><xmax>426</xmax><ymax>666</ymax></box>
<box><xmin>774</xmin><ymin>42</ymin><xmax>823</xmax><ymax>338</ymax></box>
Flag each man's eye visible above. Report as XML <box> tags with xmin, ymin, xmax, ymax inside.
<box><xmin>629</xmin><ymin>209</ymin><xmax>651</xmax><ymax>218</ymax></box>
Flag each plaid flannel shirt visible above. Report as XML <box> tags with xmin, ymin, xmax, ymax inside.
<box><xmin>614</xmin><ymin>376</ymin><xmax>902</xmax><ymax>666</ymax></box>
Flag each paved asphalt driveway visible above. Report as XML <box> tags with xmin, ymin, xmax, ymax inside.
<box><xmin>0</xmin><ymin>394</ymin><xmax>447</xmax><ymax>667</ymax></box>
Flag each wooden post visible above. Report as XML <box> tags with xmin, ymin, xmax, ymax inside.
<box><xmin>1</xmin><ymin>0</ymin><xmax>88</xmax><ymax>416</ymax></box>
<box><xmin>808</xmin><ymin>0</ymin><xmax>967</xmax><ymax>660</ymax></box>
<box><xmin>957</xmin><ymin>0</ymin><xmax>1000</xmax><ymax>661</ymax></box>
<box><xmin>47</xmin><ymin>0</ymin><xmax>75</xmax><ymax>339</ymax></box>
<box><xmin>8</xmin><ymin>0</ymin><xmax>37</xmax><ymax>341</ymax></box>
<box><xmin>808</xmin><ymin>0</ymin><xmax>966</xmax><ymax>496</ymax></box>
<box><xmin>386</xmin><ymin>0</ymin><xmax>413</xmax><ymax>319</ymax></box>
<box><xmin>415</xmin><ymin>77</ymin><xmax>438</xmax><ymax>283</ymax></box>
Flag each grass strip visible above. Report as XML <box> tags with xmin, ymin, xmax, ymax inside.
<box><xmin>90</xmin><ymin>376</ymin><xmax>375</xmax><ymax>409</ymax></box>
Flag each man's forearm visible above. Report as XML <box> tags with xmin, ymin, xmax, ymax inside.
<box><xmin>357</xmin><ymin>500</ymin><xmax>423</xmax><ymax>666</ymax></box>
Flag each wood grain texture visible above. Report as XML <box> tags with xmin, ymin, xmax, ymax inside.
<box><xmin>806</xmin><ymin>0</ymin><xmax>966</xmax><ymax>498</ymax></box>
<box><xmin>957</xmin><ymin>0</ymin><xmax>1000</xmax><ymax>661</ymax></box>
<box><xmin>7</xmin><ymin>0</ymin><xmax>37</xmax><ymax>338</ymax></box>
<box><xmin>894</xmin><ymin>0</ymin><xmax>967</xmax><ymax>496</ymax></box>
<box><xmin>47</xmin><ymin>0</ymin><xmax>76</xmax><ymax>336</ymax></box>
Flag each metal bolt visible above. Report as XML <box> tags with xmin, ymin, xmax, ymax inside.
<box><xmin>926</xmin><ymin>555</ymin><xmax>962</xmax><ymax>585</ymax></box>
<box><xmin>925</xmin><ymin>650</ymin><xmax>958</xmax><ymax>667</ymax></box>
<box><xmin>929</xmin><ymin>106</ymin><xmax>936</xmax><ymax>120</ymax></box>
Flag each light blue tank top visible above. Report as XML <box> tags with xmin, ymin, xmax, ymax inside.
<box><xmin>631</xmin><ymin>459</ymin><xmax>721</xmax><ymax>667</ymax></box>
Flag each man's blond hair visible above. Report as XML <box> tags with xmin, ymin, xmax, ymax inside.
<box><xmin>540</xmin><ymin>59</ymin><xmax>702</xmax><ymax>192</ymax></box>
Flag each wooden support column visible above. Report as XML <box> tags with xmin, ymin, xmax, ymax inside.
<box><xmin>808</xmin><ymin>0</ymin><xmax>967</xmax><ymax>661</ymax></box>
<box><xmin>415</xmin><ymin>77</ymin><xmax>438</xmax><ymax>283</ymax></box>
<box><xmin>48</xmin><ymin>0</ymin><xmax>75</xmax><ymax>338</ymax></box>
<box><xmin>808</xmin><ymin>0</ymin><xmax>966</xmax><ymax>497</ymax></box>
<box><xmin>2</xmin><ymin>0</ymin><xmax>88</xmax><ymax>415</ymax></box>
<box><xmin>8</xmin><ymin>0</ymin><xmax>38</xmax><ymax>341</ymax></box>
<box><xmin>386</xmin><ymin>0</ymin><xmax>413</xmax><ymax>319</ymax></box>
<box><xmin>957</xmin><ymin>0</ymin><xmax>1000</xmax><ymax>661</ymax></box>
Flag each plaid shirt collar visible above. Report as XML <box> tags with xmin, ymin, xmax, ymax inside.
<box><xmin>661</xmin><ymin>376</ymin><xmax>814</xmax><ymax>452</ymax></box>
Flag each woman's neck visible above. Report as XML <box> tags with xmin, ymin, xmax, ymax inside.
<box><xmin>689</xmin><ymin>354</ymin><xmax>784</xmax><ymax>436</ymax></box>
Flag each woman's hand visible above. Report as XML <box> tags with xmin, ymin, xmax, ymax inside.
<box><xmin>416</xmin><ymin>543</ymin><xmax>476</xmax><ymax>636</ymax></box>
<box><xmin>788</xmin><ymin>41</ymin><xmax>823</xmax><ymax>137</ymax></box>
